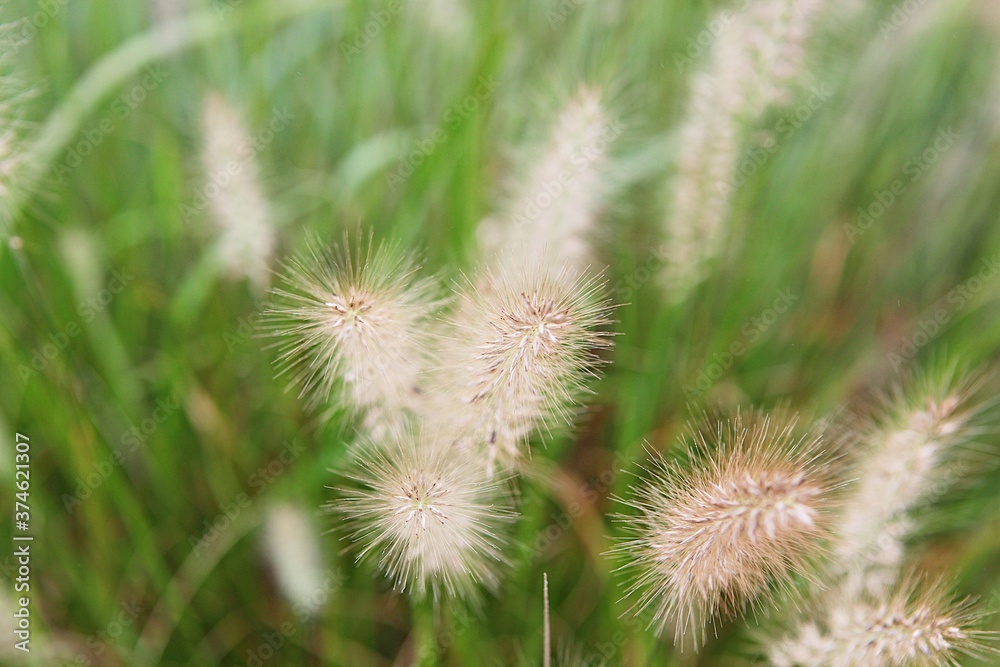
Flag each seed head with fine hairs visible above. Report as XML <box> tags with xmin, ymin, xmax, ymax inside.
<box><xmin>431</xmin><ymin>261</ymin><xmax>613</xmax><ymax>474</ymax></box>
<box><xmin>833</xmin><ymin>367</ymin><xmax>985</xmax><ymax>596</ymax></box>
<box><xmin>614</xmin><ymin>413</ymin><xmax>835</xmax><ymax>648</ymax></box>
<box><xmin>0</xmin><ymin>106</ymin><xmax>24</xmax><ymax>229</ymax></box>
<box><xmin>334</xmin><ymin>430</ymin><xmax>514</xmax><ymax>600</ymax></box>
<box><xmin>660</xmin><ymin>0</ymin><xmax>832</xmax><ymax>300</ymax></box>
<box><xmin>768</xmin><ymin>577</ymin><xmax>996</xmax><ymax>667</ymax></box>
<box><xmin>266</xmin><ymin>239</ymin><xmax>441</xmax><ymax>434</ymax></box>
<box><xmin>262</xmin><ymin>503</ymin><xmax>327</xmax><ymax>617</ymax></box>
<box><xmin>0</xmin><ymin>24</ymin><xmax>32</xmax><ymax>230</ymax></box>
<box><xmin>479</xmin><ymin>86</ymin><xmax>617</xmax><ymax>271</ymax></box>
<box><xmin>199</xmin><ymin>92</ymin><xmax>276</xmax><ymax>291</ymax></box>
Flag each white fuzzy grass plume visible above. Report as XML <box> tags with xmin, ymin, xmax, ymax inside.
<box><xmin>410</xmin><ymin>0</ymin><xmax>472</xmax><ymax>43</ymax></box>
<box><xmin>266</xmin><ymin>238</ymin><xmax>441</xmax><ymax>434</ymax></box>
<box><xmin>480</xmin><ymin>87</ymin><xmax>616</xmax><ymax>271</ymax></box>
<box><xmin>0</xmin><ymin>98</ymin><xmax>23</xmax><ymax>228</ymax></box>
<box><xmin>769</xmin><ymin>577</ymin><xmax>996</xmax><ymax>667</ymax></box>
<box><xmin>0</xmin><ymin>80</ymin><xmax>19</xmax><ymax>201</ymax></box>
<box><xmin>834</xmin><ymin>369</ymin><xmax>984</xmax><ymax>596</ymax></box>
<box><xmin>200</xmin><ymin>92</ymin><xmax>276</xmax><ymax>290</ymax></box>
<box><xmin>262</xmin><ymin>503</ymin><xmax>327</xmax><ymax>617</ymax></box>
<box><xmin>614</xmin><ymin>412</ymin><xmax>835</xmax><ymax>648</ymax></box>
<box><xmin>334</xmin><ymin>429</ymin><xmax>514</xmax><ymax>600</ymax></box>
<box><xmin>431</xmin><ymin>260</ymin><xmax>613</xmax><ymax>475</ymax></box>
<box><xmin>661</xmin><ymin>0</ymin><xmax>827</xmax><ymax>300</ymax></box>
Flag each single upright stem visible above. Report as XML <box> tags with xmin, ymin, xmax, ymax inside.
<box><xmin>543</xmin><ymin>573</ymin><xmax>551</xmax><ymax>667</ymax></box>
<box><xmin>412</xmin><ymin>598</ymin><xmax>438</xmax><ymax>667</ymax></box>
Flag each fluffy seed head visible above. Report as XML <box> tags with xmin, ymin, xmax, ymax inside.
<box><xmin>0</xmin><ymin>32</ymin><xmax>31</xmax><ymax>230</ymax></box>
<box><xmin>661</xmin><ymin>0</ymin><xmax>830</xmax><ymax>299</ymax></box>
<box><xmin>479</xmin><ymin>87</ymin><xmax>616</xmax><ymax>270</ymax></box>
<box><xmin>266</xmin><ymin>238</ymin><xmax>441</xmax><ymax>432</ymax></box>
<box><xmin>409</xmin><ymin>0</ymin><xmax>472</xmax><ymax>42</ymax></box>
<box><xmin>834</xmin><ymin>367</ymin><xmax>985</xmax><ymax>595</ymax></box>
<box><xmin>0</xmin><ymin>95</ymin><xmax>21</xmax><ymax>201</ymax></box>
<box><xmin>262</xmin><ymin>503</ymin><xmax>327</xmax><ymax>617</ymax></box>
<box><xmin>614</xmin><ymin>413</ymin><xmax>835</xmax><ymax>648</ymax></box>
<box><xmin>200</xmin><ymin>92</ymin><xmax>276</xmax><ymax>290</ymax></box>
<box><xmin>431</xmin><ymin>261</ymin><xmax>613</xmax><ymax>474</ymax></box>
<box><xmin>335</xmin><ymin>431</ymin><xmax>514</xmax><ymax>600</ymax></box>
<box><xmin>0</xmin><ymin>110</ymin><xmax>24</xmax><ymax>228</ymax></box>
<box><xmin>769</xmin><ymin>579</ymin><xmax>996</xmax><ymax>667</ymax></box>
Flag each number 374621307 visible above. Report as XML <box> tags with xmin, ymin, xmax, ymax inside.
<box><xmin>15</xmin><ymin>434</ymin><xmax>30</xmax><ymax>531</ymax></box>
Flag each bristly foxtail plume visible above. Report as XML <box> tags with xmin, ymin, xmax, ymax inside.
<box><xmin>333</xmin><ymin>428</ymin><xmax>514</xmax><ymax>601</ymax></box>
<box><xmin>660</xmin><ymin>0</ymin><xmax>830</xmax><ymax>301</ymax></box>
<box><xmin>429</xmin><ymin>259</ymin><xmax>613</xmax><ymax>476</ymax></box>
<box><xmin>833</xmin><ymin>366</ymin><xmax>986</xmax><ymax>597</ymax></box>
<box><xmin>199</xmin><ymin>92</ymin><xmax>276</xmax><ymax>291</ymax></box>
<box><xmin>409</xmin><ymin>0</ymin><xmax>472</xmax><ymax>43</ymax></box>
<box><xmin>265</xmin><ymin>237</ymin><xmax>442</xmax><ymax>436</ymax></box>
<box><xmin>613</xmin><ymin>412</ymin><xmax>836</xmax><ymax>649</ymax></box>
<box><xmin>479</xmin><ymin>87</ymin><xmax>617</xmax><ymax>271</ymax></box>
<box><xmin>0</xmin><ymin>83</ymin><xmax>24</xmax><ymax>231</ymax></box>
<box><xmin>0</xmin><ymin>17</ymin><xmax>32</xmax><ymax>233</ymax></box>
<box><xmin>262</xmin><ymin>503</ymin><xmax>327</xmax><ymax>617</ymax></box>
<box><xmin>768</xmin><ymin>576</ymin><xmax>997</xmax><ymax>667</ymax></box>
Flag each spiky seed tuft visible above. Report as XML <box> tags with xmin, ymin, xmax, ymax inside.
<box><xmin>0</xmin><ymin>26</ymin><xmax>33</xmax><ymax>230</ymax></box>
<box><xmin>660</xmin><ymin>0</ymin><xmax>832</xmax><ymax>300</ymax></box>
<box><xmin>480</xmin><ymin>86</ymin><xmax>617</xmax><ymax>270</ymax></box>
<box><xmin>334</xmin><ymin>430</ymin><xmax>514</xmax><ymax>601</ymax></box>
<box><xmin>614</xmin><ymin>412</ymin><xmax>835</xmax><ymax>648</ymax></box>
<box><xmin>199</xmin><ymin>92</ymin><xmax>277</xmax><ymax>290</ymax></box>
<box><xmin>834</xmin><ymin>366</ymin><xmax>986</xmax><ymax>595</ymax></box>
<box><xmin>431</xmin><ymin>261</ymin><xmax>613</xmax><ymax>474</ymax></box>
<box><xmin>769</xmin><ymin>578</ymin><xmax>997</xmax><ymax>667</ymax></box>
<box><xmin>266</xmin><ymin>238</ymin><xmax>442</xmax><ymax>433</ymax></box>
<box><xmin>262</xmin><ymin>503</ymin><xmax>327</xmax><ymax>617</ymax></box>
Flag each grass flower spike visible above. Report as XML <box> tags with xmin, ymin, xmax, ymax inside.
<box><xmin>434</xmin><ymin>261</ymin><xmax>613</xmax><ymax>474</ymax></box>
<box><xmin>834</xmin><ymin>369</ymin><xmax>983</xmax><ymax>595</ymax></box>
<box><xmin>0</xmin><ymin>87</ymin><xmax>24</xmax><ymax>220</ymax></box>
<box><xmin>661</xmin><ymin>0</ymin><xmax>831</xmax><ymax>299</ymax></box>
<box><xmin>769</xmin><ymin>578</ymin><xmax>995</xmax><ymax>667</ymax></box>
<box><xmin>480</xmin><ymin>87</ymin><xmax>617</xmax><ymax>270</ymax></box>
<box><xmin>762</xmin><ymin>366</ymin><xmax>994</xmax><ymax>664</ymax></box>
<box><xmin>615</xmin><ymin>413</ymin><xmax>835</xmax><ymax>647</ymax></box>
<box><xmin>0</xmin><ymin>22</ymin><xmax>31</xmax><ymax>231</ymax></box>
<box><xmin>335</xmin><ymin>430</ymin><xmax>513</xmax><ymax>600</ymax></box>
<box><xmin>262</xmin><ymin>503</ymin><xmax>327</xmax><ymax>617</ymax></box>
<box><xmin>267</xmin><ymin>238</ymin><xmax>441</xmax><ymax>432</ymax></box>
<box><xmin>200</xmin><ymin>91</ymin><xmax>277</xmax><ymax>290</ymax></box>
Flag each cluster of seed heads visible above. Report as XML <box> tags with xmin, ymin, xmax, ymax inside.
<box><xmin>254</xmin><ymin>13</ymin><xmax>997</xmax><ymax>659</ymax></box>
<box><xmin>267</xmin><ymin>91</ymin><xmax>618</xmax><ymax>602</ymax></box>
<box><xmin>612</xmin><ymin>371</ymin><xmax>996</xmax><ymax>662</ymax></box>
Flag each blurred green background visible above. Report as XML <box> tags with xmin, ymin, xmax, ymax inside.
<box><xmin>2</xmin><ymin>0</ymin><xmax>1000</xmax><ymax>665</ymax></box>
